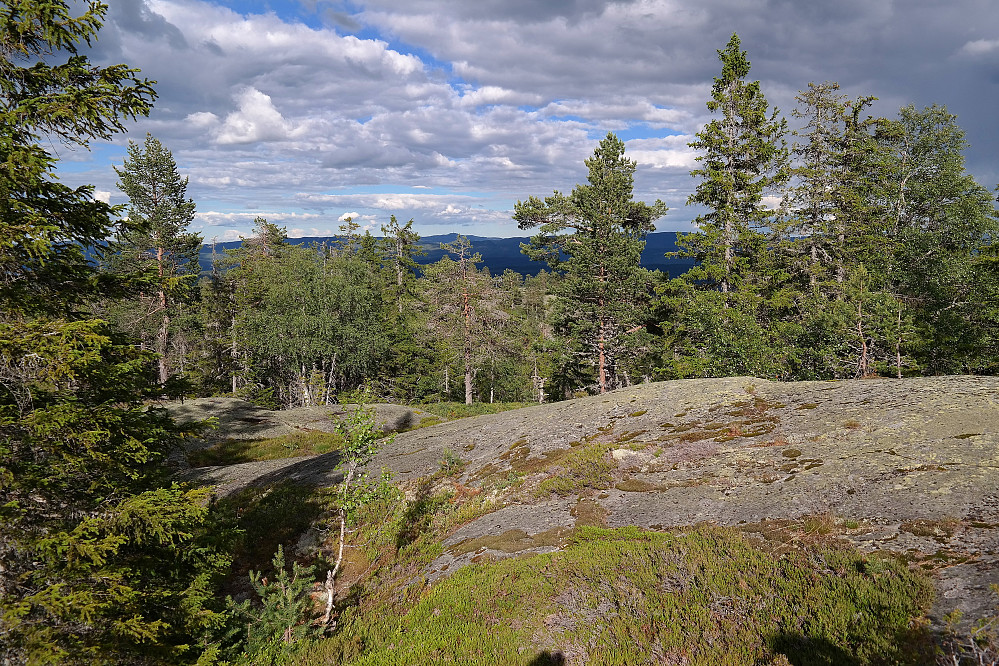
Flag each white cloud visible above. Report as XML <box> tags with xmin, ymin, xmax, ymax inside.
<box><xmin>185</xmin><ymin>111</ymin><xmax>219</xmax><ymax>129</ymax></box>
<box><xmin>215</xmin><ymin>87</ymin><xmax>303</xmax><ymax>144</ymax></box>
<box><xmin>57</xmin><ymin>0</ymin><xmax>999</xmax><ymax>240</ymax></box>
<box><xmin>957</xmin><ymin>38</ymin><xmax>999</xmax><ymax>57</ymax></box>
<box><xmin>626</xmin><ymin>135</ymin><xmax>698</xmax><ymax>170</ymax></box>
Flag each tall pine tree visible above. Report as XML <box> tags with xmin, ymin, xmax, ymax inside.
<box><xmin>684</xmin><ymin>33</ymin><xmax>789</xmax><ymax>296</ymax></box>
<box><xmin>515</xmin><ymin>133</ymin><xmax>666</xmax><ymax>394</ymax></box>
<box><xmin>657</xmin><ymin>34</ymin><xmax>790</xmax><ymax>379</ymax></box>
<box><xmin>107</xmin><ymin>134</ymin><xmax>201</xmax><ymax>384</ymax></box>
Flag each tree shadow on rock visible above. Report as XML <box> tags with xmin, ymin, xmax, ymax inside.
<box><xmin>395</xmin><ymin>477</ymin><xmax>450</xmax><ymax>549</ymax></box>
<box><xmin>529</xmin><ymin>651</ymin><xmax>565</xmax><ymax>665</ymax></box>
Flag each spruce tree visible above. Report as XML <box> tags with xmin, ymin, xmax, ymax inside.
<box><xmin>657</xmin><ymin>34</ymin><xmax>790</xmax><ymax>379</ymax></box>
<box><xmin>684</xmin><ymin>33</ymin><xmax>789</xmax><ymax>296</ymax></box>
<box><xmin>0</xmin><ymin>3</ymin><xmax>229</xmax><ymax>663</ymax></box>
<box><xmin>778</xmin><ymin>83</ymin><xmax>893</xmax><ymax>378</ymax></box>
<box><xmin>515</xmin><ymin>133</ymin><xmax>666</xmax><ymax>394</ymax></box>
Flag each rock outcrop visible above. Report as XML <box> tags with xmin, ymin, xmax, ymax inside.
<box><xmin>176</xmin><ymin>376</ymin><xmax>999</xmax><ymax>626</ymax></box>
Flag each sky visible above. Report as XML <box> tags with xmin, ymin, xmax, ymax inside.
<box><xmin>58</xmin><ymin>0</ymin><xmax>999</xmax><ymax>241</ymax></box>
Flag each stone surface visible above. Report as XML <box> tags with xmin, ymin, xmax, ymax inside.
<box><xmin>174</xmin><ymin>376</ymin><xmax>999</xmax><ymax>626</ymax></box>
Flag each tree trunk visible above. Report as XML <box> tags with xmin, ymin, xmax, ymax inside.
<box><xmin>322</xmin><ymin>462</ymin><xmax>356</xmax><ymax>627</ymax></box>
<box><xmin>301</xmin><ymin>364</ymin><xmax>312</xmax><ymax>407</ymax></box>
<box><xmin>464</xmin><ymin>353</ymin><xmax>473</xmax><ymax>405</ymax></box>
<box><xmin>157</xmin><ymin>311</ymin><xmax>169</xmax><ymax>385</ymax></box>
<box><xmin>895</xmin><ymin>304</ymin><xmax>903</xmax><ymax>379</ymax></box>
<box><xmin>463</xmin><ymin>272</ymin><xmax>473</xmax><ymax>405</ymax></box>
<box><xmin>156</xmin><ymin>245</ymin><xmax>169</xmax><ymax>384</ymax></box>
<box><xmin>857</xmin><ymin>301</ymin><xmax>869</xmax><ymax>378</ymax></box>
<box><xmin>597</xmin><ymin>316</ymin><xmax>608</xmax><ymax>394</ymax></box>
<box><xmin>231</xmin><ymin>313</ymin><xmax>238</xmax><ymax>394</ymax></box>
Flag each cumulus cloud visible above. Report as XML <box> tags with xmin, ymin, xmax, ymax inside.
<box><xmin>626</xmin><ymin>135</ymin><xmax>698</xmax><ymax>170</ymax></box>
<box><xmin>213</xmin><ymin>87</ymin><xmax>305</xmax><ymax>144</ymax></box>
<box><xmin>61</xmin><ymin>0</ymin><xmax>999</xmax><ymax>241</ymax></box>
<box><xmin>957</xmin><ymin>39</ymin><xmax>999</xmax><ymax>57</ymax></box>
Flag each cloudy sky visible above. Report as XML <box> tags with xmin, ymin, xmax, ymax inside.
<box><xmin>59</xmin><ymin>0</ymin><xmax>999</xmax><ymax>241</ymax></box>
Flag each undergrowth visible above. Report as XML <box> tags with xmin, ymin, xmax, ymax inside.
<box><xmin>189</xmin><ymin>430</ymin><xmax>345</xmax><ymax>466</ymax></box>
<box><xmin>292</xmin><ymin>524</ymin><xmax>934</xmax><ymax>665</ymax></box>
<box><xmin>536</xmin><ymin>441</ymin><xmax>615</xmax><ymax>497</ymax></box>
<box><xmin>412</xmin><ymin>401</ymin><xmax>532</xmax><ymax>422</ymax></box>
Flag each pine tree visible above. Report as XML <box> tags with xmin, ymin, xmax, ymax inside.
<box><xmin>108</xmin><ymin>133</ymin><xmax>201</xmax><ymax>384</ymax></box>
<box><xmin>422</xmin><ymin>236</ymin><xmax>504</xmax><ymax>404</ymax></box>
<box><xmin>380</xmin><ymin>215</ymin><xmax>424</xmax><ymax>315</ymax></box>
<box><xmin>515</xmin><ymin>133</ymin><xmax>666</xmax><ymax>395</ymax></box>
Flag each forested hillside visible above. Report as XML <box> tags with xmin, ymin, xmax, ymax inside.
<box><xmin>196</xmin><ymin>232</ymin><xmax>695</xmax><ymax>277</ymax></box>
<box><xmin>89</xmin><ymin>35</ymin><xmax>998</xmax><ymax>408</ymax></box>
<box><xmin>2</xmin><ymin>3</ymin><xmax>998</xmax><ymax>663</ymax></box>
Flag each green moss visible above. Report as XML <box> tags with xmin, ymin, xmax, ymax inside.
<box><xmin>571</xmin><ymin>498</ymin><xmax>608</xmax><ymax>527</ymax></box>
<box><xmin>536</xmin><ymin>442</ymin><xmax>616</xmax><ymax>497</ymax></box>
<box><xmin>412</xmin><ymin>401</ymin><xmax>533</xmax><ymax>421</ymax></box>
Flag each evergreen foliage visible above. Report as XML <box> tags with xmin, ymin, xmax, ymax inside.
<box><xmin>104</xmin><ymin>133</ymin><xmax>202</xmax><ymax>384</ymax></box>
<box><xmin>656</xmin><ymin>34</ymin><xmax>791</xmax><ymax>379</ymax></box>
<box><xmin>227</xmin><ymin>545</ymin><xmax>317</xmax><ymax>664</ymax></box>
<box><xmin>421</xmin><ymin>236</ymin><xmax>506</xmax><ymax>404</ymax></box>
<box><xmin>0</xmin><ymin>3</ymin><xmax>229</xmax><ymax>664</ymax></box>
<box><xmin>515</xmin><ymin>133</ymin><xmax>667</xmax><ymax>394</ymax></box>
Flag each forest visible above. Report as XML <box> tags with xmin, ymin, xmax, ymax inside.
<box><xmin>95</xmin><ymin>39</ymin><xmax>999</xmax><ymax>409</ymax></box>
<box><xmin>2</xmin><ymin>1</ymin><xmax>998</xmax><ymax>663</ymax></box>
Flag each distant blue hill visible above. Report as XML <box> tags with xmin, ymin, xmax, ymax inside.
<box><xmin>198</xmin><ymin>232</ymin><xmax>694</xmax><ymax>278</ymax></box>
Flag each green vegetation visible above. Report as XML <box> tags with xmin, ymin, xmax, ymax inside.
<box><xmin>4</xmin><ymin>4</ymin><xmax>995</xmax><ymax>662</ymax></box>
<box><xmin>413</xmin><ymin>400</ymin><xmax>533</xmax><ymax>421</ymax></box>
<box><xmin>189</xmin><ymin>430</ymin><xmax>345</xmax><ymax>466</ymax></box>
<box><xmin>293</xmin><ymin>525</ymin><xmax>933</xmax><ymax>665</ymax></box>
<box><xmin>515</xmin><ymin>133</ymin><xmax>667</xmax><ymax>395</ymax></box>
<box><xmin>536</xmin><ymin>441</ymin><xmax>616</xmax><ymax>497</ymax></box>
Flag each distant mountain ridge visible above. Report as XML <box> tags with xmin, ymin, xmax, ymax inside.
<box><xmin>199</xmin><ymin>231</ymin><xmax>694</xmax><ymax>277</ymax></box>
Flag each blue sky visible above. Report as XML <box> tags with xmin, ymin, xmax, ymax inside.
<box><xmin>66</xmin><ymin>0</ymin><xmax>999</xmax><ymax>241</ymax></box>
